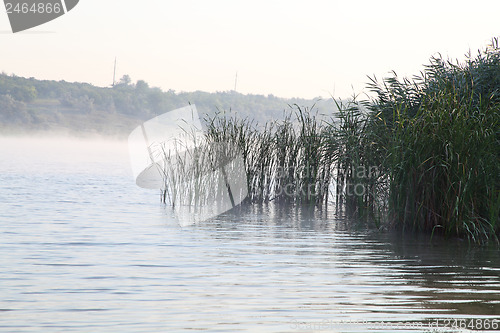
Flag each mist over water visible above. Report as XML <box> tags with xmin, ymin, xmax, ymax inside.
<box><xmin>1</xmin><ymin>136</ymin><xmax>499</xmax><ymax>332</ymax></box>
<box><xmin>0</xmin><ymin>135</ymin><xmax>130</xmax><ymax>174</ymax></box>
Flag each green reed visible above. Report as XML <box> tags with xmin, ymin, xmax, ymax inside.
<box><xmin>369</xmin><ymin>38</ymin><xmax>500</xmax><ymax>242</ymax></box>
<box><xmin>203</xmin><ymin>105</ymin><xmax>333</xmax><ymax>206</ymax></box>
<box><xmin>157</xmin><ymin>38</ymin><xmax>499</xmax><ymax>243</ymax></box>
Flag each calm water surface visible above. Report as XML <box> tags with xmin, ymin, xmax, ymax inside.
<box><xmin>0</xmin><ymin>137</ymin><xmax>499</xmax><ymax>332</ymax></box>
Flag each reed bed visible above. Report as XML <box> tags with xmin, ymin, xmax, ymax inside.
<box><xmin>204</xmin><ymin>105</ymin><xmax>334</xmax><ymax>206</ymax></box>
<box><xmin>157</xmin><ymin>38</ymin><xmax>499</xmax><ymax>243</ymax></box>
<box><xmin>368</xmin><ymin>38</ymin><xmax>500</xmax><ymax>242</ymax></box>
<box><xmin>158</xmin><ymin>131</ymin><xmax>247</xmax><ymax>223</ymax></box>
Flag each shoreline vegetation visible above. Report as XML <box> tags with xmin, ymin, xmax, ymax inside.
<box><xmin>1</xmin><ymin>40</ymin><xmax>498</xmax><ymax>243</ymax></box>
<box><xmin>0</xmin><ymin>71</ymin><xmax>335</xmax><ymax>137</ymax></box>
<box><xmin>162</xmin><ymin>39</ymin><xmax>499</xmax><ymax>243</ymax></box>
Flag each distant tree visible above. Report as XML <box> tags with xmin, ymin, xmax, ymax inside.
<box><xmin>135</xmin><ymin>80</ymin><xmax>149</xmax><ymax>92</ymax></box>
<box><xmin>147</xmin><ymin>88</ymin><xmax>164</xmax><ymax>113</ymax></box>
<box><xmin>119</xmin><ymin>75</ymin><xmax>132</xmax><ymax>86</ymax></box>
<box><xmin>0</xmin><ymin>94</ymin><xmax>29</xmax><ymax>123</ymax></box>
<box><xmin>7</xmin><ymin>85</ymin><xmax>37</xmax><ymax>102</ymax></box>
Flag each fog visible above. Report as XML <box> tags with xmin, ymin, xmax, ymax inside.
<box><xmin>0</xmin><ymin>135</ymin><xmax>132</xmax><ymax>177</ymax></box>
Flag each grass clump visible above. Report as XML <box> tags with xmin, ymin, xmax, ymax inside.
<box><xmin>159</xmin><ymin>38</ymin><xmax>499</xmax><ymax>243</ymax></box>
<box><xmin>369</xmin><ymin>38</ymin><xmax>500</xmax><ymax>242</ymax></box>
<box><xmin>204</xmin><ymin>105</ymin><xmax>334</xmax><ymax>206</ymax></box>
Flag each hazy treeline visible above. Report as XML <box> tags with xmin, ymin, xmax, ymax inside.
<box><xmin>0</xmin><ymin>73</ymin><xmax>335</xmax><ymax>137</ymax></box>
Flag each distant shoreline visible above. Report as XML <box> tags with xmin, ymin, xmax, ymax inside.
<box><xmin>0</xmin><ymin>73</ymin><xmax>336</xmax><ymax>137</ymax></box>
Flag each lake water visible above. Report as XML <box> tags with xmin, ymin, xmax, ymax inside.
<box><xmin>1</xmin><ymin>136</ymin><xmax>499</xmax><ymax>332</ymax></box>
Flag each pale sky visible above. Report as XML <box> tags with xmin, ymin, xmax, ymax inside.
<box><xmin>1</xmin><ymin>0</ymin><xmax>499</xmax><ymax>99</ymax></box>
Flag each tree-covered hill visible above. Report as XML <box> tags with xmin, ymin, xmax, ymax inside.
<box><xmin>0</xmin><ymin>73</ymin><xmax>336</xmax><ymax>137</ymax></box>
